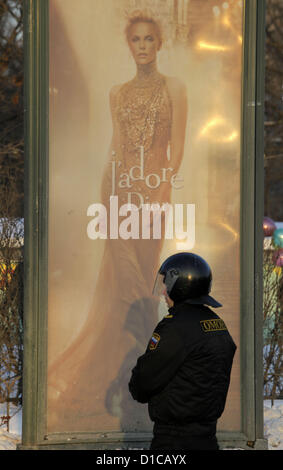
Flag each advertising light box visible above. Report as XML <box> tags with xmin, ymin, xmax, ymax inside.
<box><xmin>21</xmin><ymin>0</ymin><xmax>267</xmax><ymax>450</ymax></box>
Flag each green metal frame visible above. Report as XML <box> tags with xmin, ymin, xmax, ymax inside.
<box><xmin>22</xmin><ymin>0</ymin><xmax>49</xmax><ymax>447</ymax></box>
<box><xmin>20</xmin><ymin>0</ymin><xmax>267</xmax><ymax>450</ymax></box>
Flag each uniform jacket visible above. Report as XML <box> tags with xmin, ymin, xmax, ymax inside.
<box><xmin>129</xmin><ymin>301</ymin><xmax>236</xmax><ymax>435</ymax></box>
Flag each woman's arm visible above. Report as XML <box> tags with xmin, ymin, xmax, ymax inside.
<box><xmin>166</xmin><ymin>77</ymin><xmax>188</xmax><ymax>172</ymax></box>
<box><xmin>109</xmin><ymin>84</ymin><xmax>122</xmax><ymax>154</ymax></box>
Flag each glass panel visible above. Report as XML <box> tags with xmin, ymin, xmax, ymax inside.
<box><xmin>47</xmin><ymin>0</ymin><xmax>242</xmax><ymax>434</ymax></box>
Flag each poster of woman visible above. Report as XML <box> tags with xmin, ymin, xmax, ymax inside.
<box><xmin>47</xmin><ymin>0</ymin><xmax>242</xmax><ymax>434</ymax></box>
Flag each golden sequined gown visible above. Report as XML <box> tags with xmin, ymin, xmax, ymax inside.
<box><xmin>48</xmin><ymin>63</ymin><xmax>175</xmax><ymax>432</ymax></box>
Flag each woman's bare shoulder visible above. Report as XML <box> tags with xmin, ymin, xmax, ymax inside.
<box><xmin>109</xmin><ymin>80</ymin><xmax>133</xmax><ymax>105</ymax></box>
<box><xmin>165</xmin><ymin>75</ymin><xmax>187</xmax><ymax>98</ymax></box>
<box><xmin>109</xmin><ymin>84</ymin><xmax>123</xmax><ymax>99</ymax></box>
<box><xmin>109</xmin><ymin>84</ymin><xmax>124</xmax><ymax>111</ymax></box>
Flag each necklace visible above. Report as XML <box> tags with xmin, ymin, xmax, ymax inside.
<box><xmin>117</xmin><ymin>61</ymin><xmax>168</xmax><ymax>155</ymax></box>
<box><xmin>133</xmin><ymin>61</ymin><xmax>162</xmax><ymax>88</ymax></box>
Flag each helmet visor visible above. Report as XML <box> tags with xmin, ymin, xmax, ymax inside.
<box><xmin>152</xmin><ymin>273</ymin><xmax>166</xmax><ymax>297</ymax></box>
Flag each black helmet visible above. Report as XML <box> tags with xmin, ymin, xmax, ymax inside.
<box><xmin>153</xmin><ymin>252</ymin><xmax>222</xmax><ymax>308</ymax></box>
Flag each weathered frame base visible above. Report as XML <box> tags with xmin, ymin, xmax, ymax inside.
<box><xmin>17</xmin><ymin>432</ymin><xmax>268</xmax><ymax>450</ymax></box>
<box><xmin>22</xmin><ymin>0</ymin><xmax>267</xmax><ymax>451</ymax></box>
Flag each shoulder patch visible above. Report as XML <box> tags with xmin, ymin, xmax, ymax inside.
<box><xmin>164</xmin><ymin>314</ymin><xmax>173</xmax><ymax>319</ymax></box>
<box><xmin>200</xmin><ymin>319</ymin><xmax>227</xmax><ymax>332</ymax></box>
<box><xmin>149</xmin><ymin>333</ymin><xmax>161</xmax><ymax>350</ymax></box>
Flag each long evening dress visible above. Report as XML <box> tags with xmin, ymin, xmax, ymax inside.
<box><xmin>47</xmin><ymin>62</ymin><xmax>175</xmax><ymax>433</ymax></box>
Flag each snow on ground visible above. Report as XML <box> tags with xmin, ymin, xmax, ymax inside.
<box><xmin>264</xmin><ymin>400</ymin><xmax>283</xmax><ymax>450</ymax></box>
<box><xmin>0</xmin><ymin>404</ymin><xmax>21</xmax><ymax>450</ymax></box>
<box><xmin>0</xmin><ymin>401</ymin><xmax>282</xmax><ymax>450</ymax></box>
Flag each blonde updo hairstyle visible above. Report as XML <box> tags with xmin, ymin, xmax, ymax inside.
<box><xmin>125</xmin><ymin>9</ymin><xmax>163</xmax><ymax>50</ymax></box>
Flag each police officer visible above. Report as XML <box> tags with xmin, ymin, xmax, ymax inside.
<box><xmin>129</xmin><ymin>252</ymin><xmax>237</xmax><ymax>451</ymax></box>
